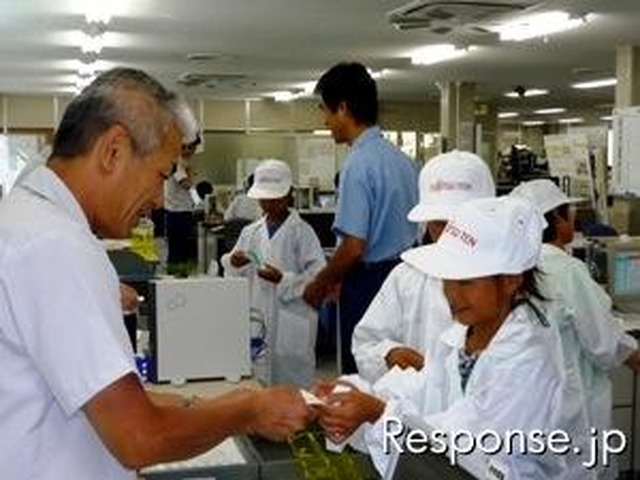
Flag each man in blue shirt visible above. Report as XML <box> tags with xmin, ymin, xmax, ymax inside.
<box><xmin>303</xmin><ymin>62</ymin><xmax>419</xmax><ymax>373</ymax></box>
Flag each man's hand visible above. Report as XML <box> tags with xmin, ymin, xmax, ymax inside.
<box><xmin>303</xmin><ymin>279</ymin><xmax>330</xmax><ymax>308</ymax></box>
<box><xmin>257</xmin><ymin>264</ymin><xmax>283</xmax><ymax>284</ymax></box>
<box><xmin>385</xmin><ymin>347</ymin><xmax>425</xmax><ymax>371</ymax></box>
<box><xmin>625</xmin><ymin>349</ymin><xmax>640</xmax><ymax>373</ymax></box>
<box><xmin>316</xmin><ymin>388</ymin><xmax>385</xmax><ymax>443</ymax></box>
<box><xmin>230</xmin><ymin>250</ymin><xmax>251</xmax><ymax>268</ymax></box>
<box><xmin>248</xmin><ymin>387</ymin><xmax>311</xmax><ymax>442</ymax></box>
<box><xmin>119</xmin><ymin>283</ymin><xmax>141</xmax><ymax>314</ymax></box>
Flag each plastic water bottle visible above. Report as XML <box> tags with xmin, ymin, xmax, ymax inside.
<box><xmin>130</xmin><ymin>216</ymin><xmax>158</xmax><ymax>262</ymax></box>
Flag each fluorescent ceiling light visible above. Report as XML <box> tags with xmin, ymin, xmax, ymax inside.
<box><xmin>77</xmin><ymin>61</ymin><xmax>97</xmax><ymax>77</ymax></box>
<box><xmin>367</xmin><ymin>68</ymin><xmax>391</xmax><ymax>79</ymax></box>
<box><xmin>504</xmin><ymin>88</ymin><xmax>548</xmax><ymax>98</ymax></box>
<box><xmin>84</xmin><ymin>2</ymin><xmax>113</xmax><ymax>24</ymax></box>
<box><xmin>522</xmin><ymin>120</ymin><xmax>545</xmax><ymax>126</ymax></box>
<box><xmin>410</xmin><ymin>44</ymin><xmax>470</xmax><ymax>66</ymax></box>
<box><xmin>558</xmin><ymin>117</ymin><xmax>584</xmax><ymax>124</ymax></box>
<box><xmin>313</xmin><ymin>130</ymin><xmax>331</xmax><ymax>136</ymax></box>
<box><xmin>79</xmin><ymin>32</ymin><xmax>105</xmax><ymax>54</ymax></box>
<box><xmin>601</xmin><ymin>116</ymin><xmax>613</xmax><ymax>121</ymax></box>
<box><xmin>572</xmin><ymin>78</ymin><xmax>617</xmax><ymax>89</ymax></box>
<box><xmin>498</xmin><ymin>112</ymin><xmax>519</xmax><ymax>119</ymax></box>
<box><xmin>491</xmin><ymin>11</ymin><xmax>590</xmax><ymax>42</ymax></box>
<box><xmin>298</xmin><ymin>81</ymin><xmax>317</xmax><ymax>96</ymax></box>
<box><xmin>272</xmin><ymin>91</ymin><xmax>295</xmax><ymax>102</ymax></box>
<box><xmin>75</xmin><ymin>74</ymin><xmax>96</xmax><ymax>93</ymax></box>
<box><xmin>534</xmin><ymin>107</ymin><xmax>566</xmax><ymax>115</ymax></box>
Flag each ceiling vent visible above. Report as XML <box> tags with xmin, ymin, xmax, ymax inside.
<box><xmin>387</xmin><ymin>1</ymin><xmax>535</xmax><ymax>33</ymax></box>
<box><xmin>177</xmin><ymin>72</ymin><xmax>248</xmax><ymax>88</ymax></box>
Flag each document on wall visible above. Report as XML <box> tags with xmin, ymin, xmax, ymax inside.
<box><xmin>544</xmin><ymin>133</ymin><xmax>593</xmax><ymax>201</ymax></box>
<box><xmin>296</xmin><ymin>136</ymin><xmax>336</xmax><ymax>189</ymax></box>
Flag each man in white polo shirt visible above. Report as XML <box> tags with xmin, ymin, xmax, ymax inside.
<box><xmin>0</xmin><ymin>68</ymin><xmax>309</xmax><ymax>480</ymax></box>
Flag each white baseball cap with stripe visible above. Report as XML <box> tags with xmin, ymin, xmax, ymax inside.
<box><xmin>407</xmin><ymin>150</ymin><xmax>495</xmax><ymax>223</ymax></box>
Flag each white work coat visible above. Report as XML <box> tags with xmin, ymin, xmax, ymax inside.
<box><xmin>352</xmin><ymin>262</ymin><xmax>452</xmax><ymax>382</ymax></box>
<box><xmin>538</xmin><ymin>244</ymin><xmax>638</xmax><ymax>479</ymax></box>
<box><xmin>350</xmin><ymin>304</ymin><xmax>571</xmax><ymax>479</ymax></box>
<box><xmin>221</xmin><ymin>210</ymin><xmax>326</xmax><ymax>387</ymax></box>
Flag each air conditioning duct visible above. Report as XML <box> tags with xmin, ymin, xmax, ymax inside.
<box><xmin>387</xmin><ymin>0</ymin><xmax>535</xmax><ymax>33</ymax></box>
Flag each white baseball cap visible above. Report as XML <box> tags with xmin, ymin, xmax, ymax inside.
<box><xmin>407</xmin><ymin>150</ymin><xmax>495</xmax><ymax>223</ymax></box>
<box><xmin>402</xmin><ymin>196</ymin><xmax>545</xmax><ymax>280</ymax></box>
<box><xmin>509</xmin><ymin>179</ymin><xmax>583</xmax><ymax>214</ymax></box>
<box><xmin>247</xmin><ymin>159</ymin><xmax>293</xmax><ymax>199</ymax></box>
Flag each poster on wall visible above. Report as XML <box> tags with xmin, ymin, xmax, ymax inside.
<box><xmin>296</xmin><ymin>136</ymin><xmax>336</xmax><ymax>189</ymax></box>
<box><xmin>544</xmin><ymin>133</ymin><xmax>593</xmax><ymax>201</ymax></box>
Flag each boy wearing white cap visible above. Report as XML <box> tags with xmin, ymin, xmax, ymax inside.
<box><xmin>221</xmin><ymin>160</ymin><xmax>326</xmax><ymax>387</ymax></box>
<box><xmin>352</xmin><ymin>151</ymin><xmax>495</xmax><ymax>382</ymax></box>
<box><xmin>314</xmin><ymin>197</ymin><xmax>569</xmax><ymax>478</ymax></box>
<box><xmin>511</xmin><ymin>179</ymin><xmax>639</xmax><ymax>479</ymax></box>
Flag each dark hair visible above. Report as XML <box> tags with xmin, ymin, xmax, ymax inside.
<box><xmin>51</xmin><ymin>67</ymin><xmax>177</xmax><ymax>161</ymax></box>
<box><xmin>520</xmin><ymin>267</ymin><xmax>545</xmax><ymax>302</ymax></box>
<box><xmin>314</xmin><ymin>62</ymin><xmax>378</xmax><ymax>125</ymax></box>
<box><xmin>195</xmin><ymin>180</ymin><xmax>213</xmax><ymax>200</ymax></box>
<box><xmin>542</xmin><ymin>204</ymin><xmax>569</xmax><ymax>243</ymax></box>
<box><xmin>245</xmin><ymin>173</ymin><xmax>255</xmax><ymax>191</ymax></box>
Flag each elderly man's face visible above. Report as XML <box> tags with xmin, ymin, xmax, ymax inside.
<box><xmin>101</xmin><ymin>124</ymin><xmax>182</xmax><ymax>238</ymax></box>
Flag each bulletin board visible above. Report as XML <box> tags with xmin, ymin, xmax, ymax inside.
<box><xmin>612</xmin><ymin>107</ymin><xmax>640</xmax><ymax>195</ymax></box>
<box><xmin>296</xmin><ymin>136</ymin><xmax>336</xmax><ymax>189</ymax></box>
<box><xmin>544</xmin><ymin>133</ymin><xmax>593</xmax><ymax>201</ymax></box>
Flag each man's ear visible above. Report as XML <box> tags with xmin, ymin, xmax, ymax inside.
<box><xmin>337</xmin><ymin>100</ymin><xmax>349</xmax><ymax>118</ymax></box>
<box><xmin>95</xmin><ymin>124</ymin><xmax>130</xmax><ymax>174</ymax></box>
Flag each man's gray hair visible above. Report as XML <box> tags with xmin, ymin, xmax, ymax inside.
<box><xmin>51</xmin><ymin>67</ymin><xmax>184</xmax><ymax>160</ymax></box>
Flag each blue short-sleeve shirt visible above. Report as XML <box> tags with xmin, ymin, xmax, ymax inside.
<box><xmin>334</xmin><ymin>126</ymin><xmax>419</xmax><ymax>262</ymax></box>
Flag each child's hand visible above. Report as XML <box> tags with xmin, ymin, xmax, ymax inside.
<box><xmin>230</xmin><ymin>250</ymin><xmax>251</xmax><ymax>268</ymax></box>
<box><xmin>317</xmin><ymin>388</ymin><xmax>385</xmax><ymax>443</ymax></box>
<box><xmin>257</xmin><ymin>264</ymin><xmax>283</xmax><ymax>283</ymax></box>
<box><xmin>385</xmin><ymin>347</ymin><xmax>425</xmax><ymax>371</ymax></box>
<box><xmin>310</xmin><ymin>377</ymin><xmax>338</xmax><ymax>400</ymax></box>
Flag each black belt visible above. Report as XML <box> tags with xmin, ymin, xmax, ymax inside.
<box><xmin>356</xmin><ymin>258</ymin><xmax>399</xmax><ymax>272</ymax></box>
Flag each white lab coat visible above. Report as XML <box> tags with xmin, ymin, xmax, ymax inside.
<box><xmin>348</xmin><ymin>304</ymin><xmax>571</xmax><ymax>479</ymax></box>
<box><xmin>352</xmin><ymin>262</ymin><xmax>453</xmax><ymax>382</ymax></box>
<box><xmin>538</xmin><ymin>244</ymin><xmax>638</xmax><ymax>479</ymax></box>
<box><xmin>221</xmin><ymin>210</ymin><xmax>326</xmax><ymax>387</ymax></box>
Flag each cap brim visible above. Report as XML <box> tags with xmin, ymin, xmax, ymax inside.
<box><xmin>246</xmin><ymin>186</ymin><xmax>289</xmax><ymax>199</ymax></box>
<box><xmin>407</xmin><ymin>203</ymin><xmax>457</xmax><ymax>223</ymax></box>
<box><xmin>545</xmin><ymin>196</ymin><xmax>585</xmax><ymax>213</ymax></box>
<box><xmin>401</xmin><ymin>244</ymin><xmax>503</xmax><ymax>280</ymax></box>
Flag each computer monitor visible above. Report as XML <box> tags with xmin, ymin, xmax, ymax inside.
<box><xmin>315</xmin><ymin>192</ymin><xmax>336</xmax><ymax>209</ymax></box>
<box><xmin>601</xmin><ymin>237</ymin><xmax>640</xmax><ymax>312</ymax></box>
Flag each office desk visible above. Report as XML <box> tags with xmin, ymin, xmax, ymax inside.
<box><xmin>140</xmin><ymin>384</ymin><xmax>379</xmax><ymax>480</ymax></box>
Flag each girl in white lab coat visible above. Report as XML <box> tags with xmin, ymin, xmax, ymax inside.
<box><xmin>511</xmin><ymin>179</ymin><xmax>640</xmax><ymax>479</ymax></box>
<box><xmin>352</xmin><ymin>150</ymin><xmax>495</xmax><ymax>382</ymax></box>
<box><xmin>315</xmin><ymin>197</ymin><xmax>572</xmax><ymax>479</ymax></box>
<box><xmin>221</xmin><ymin>160</ymin><xmax>326</xmax><ymax>387</ymax></box>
